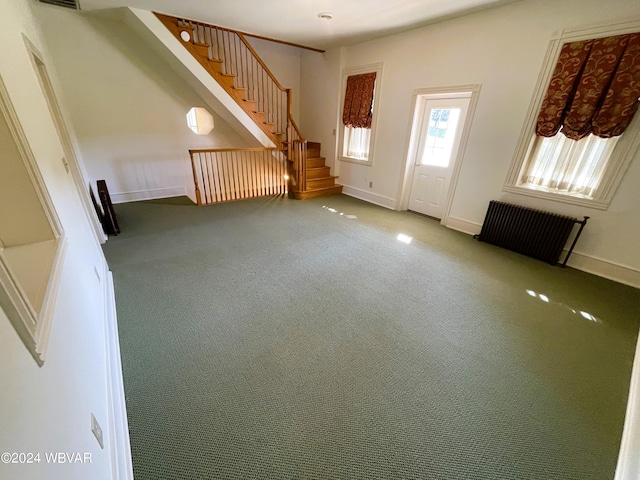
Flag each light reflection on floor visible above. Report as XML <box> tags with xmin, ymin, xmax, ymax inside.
<box><xmin>526</xmin><ymin>289</ymin><xmax>601</xmax><ymax>323</ymax></box>
<box><xmin>322</xmin><ymin>206</ymin><xmax>415</xmax><ymax>246</ymax></box>
<box><xmin>397</xmin><ymin>233</ymin><xmax>413</xmax><ymax>244</ymax></box>
<box><xmin>322</xmin><ymin>205</ymin><xmax>358</xmax><ymax>219</ymax></box>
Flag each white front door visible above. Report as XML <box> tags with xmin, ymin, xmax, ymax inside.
<box><xmin>408</xmin><ymin>96</ymin><xmax>470</xmax><ymax>219</ymax></box>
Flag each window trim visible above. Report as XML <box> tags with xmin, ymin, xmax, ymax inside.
<box><xmin>338</xmin><ymin>63</ymin><xmax>383</xmax><ymax>166</ymax></box>
<box><xmin>503</xmin><ymin>17</ymin><xmax>640</xmax><ymax>210</ymax></box>
<box><xmin>0</xmin><ymin>75</ymin><xmax>67</xmax><ymax>366</ymax></box>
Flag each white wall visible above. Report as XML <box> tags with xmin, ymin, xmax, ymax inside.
<box><xmin>300</xmin><ymin>0</ymin><xmax>640</xmax><ymax>283</ymax></box>
<box><xmin>300</xmin><ymin>48</ymin><xmax>344</xmax><ymax>170</ymax></box>
<box><xmin>247</xmin><ymin>37</ymin><xmax>301</xmax><ymax>124</ymax></box>
<box><xmin>0</xmin><ymin>1</ymin><xmax>122</xmax><ymax>479</ymax></box>
<box><xmin>33</xmin><ymin>5</ymin><xmax>249</xmax><ymax>204</ymax></box>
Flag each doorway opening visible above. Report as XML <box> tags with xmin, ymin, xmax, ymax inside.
<box><xmin>398</xmin><ymin>85</ymin><xmax>480</xmax><ymax>223</ymax></box>
<box><xmin>24</xmin><ymin>36</ymin><xmax>106</xmax><ymax>243</ymax></box>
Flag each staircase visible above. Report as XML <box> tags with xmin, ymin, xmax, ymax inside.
<box><xmin>154</xmin><ymin>12</ymin><xmax>342</xmax><ymax>200</ymax></box>
<box><xmin>297</xmin><ymin>142</ymin><xmax>342</xmax><ymax>199</ymax></box>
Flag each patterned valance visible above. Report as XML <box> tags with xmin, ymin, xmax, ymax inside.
<box><xmin>342</xmin><ymin>72</ymin><xmax>377</xmax><ymax>129</ymax></box>
<box><xmin>536</xmin><ymin>33</ymin><xmax>640</xmax><ymax>140</ymax></box>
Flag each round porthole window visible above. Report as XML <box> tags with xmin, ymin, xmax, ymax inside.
<box><xmin>186</xmin><ymin>107</ymin><xmax>214</xmax><ymax>135</ymax></box>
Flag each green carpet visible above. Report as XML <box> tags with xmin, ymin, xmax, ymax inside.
<box><xmin>103</xmin><ymin>194</ymin><xmax>640</xmax><ymax>480</ymax></box>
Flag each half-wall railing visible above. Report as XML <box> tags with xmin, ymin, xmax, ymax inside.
<box><xmin>189</xmin><ymin>148</ymin><xmax>288</xmax><ymax>205</ymax></box>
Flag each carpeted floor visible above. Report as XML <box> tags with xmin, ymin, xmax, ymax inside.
<box><xmin>103</xmin><ymin>194</ymin><xmax>640</xmax><ymax>480</ymax></box>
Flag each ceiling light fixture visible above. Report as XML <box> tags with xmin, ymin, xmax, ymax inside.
<box><xmin>317</xmin><ymin>12</ymin><xmax>333</xmax><ymax>20</ymax></box>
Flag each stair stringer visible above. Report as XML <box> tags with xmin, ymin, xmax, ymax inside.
<box><xmin>124</xmin><ymin>8</ymin><xmax>274</xmax><ymax>149</ymax></box>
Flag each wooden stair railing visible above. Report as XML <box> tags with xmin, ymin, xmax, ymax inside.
<box><xmin>190</xmin><ymin>148</ymin><xmax>287</xmax><ymax>205</ymax></box>
<box><xmin>155</xmin><ymin>12</ymin><xmax>341</xmax><ymax>200</ymax></box>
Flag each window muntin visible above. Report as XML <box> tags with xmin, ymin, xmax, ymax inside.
<box><xmin>421</xmin><ymin>108</ymin><xmax>461</xmax><ymax>167</ymax></box>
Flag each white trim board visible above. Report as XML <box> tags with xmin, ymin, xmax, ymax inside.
<box><xmin>444</xmin><ymin>216</ymin><xmax>482</xmax><ymax>236</ymax></box>
<box><xmin>104</xmin><ymin>268</ymin><xmax>134</xmax><ymax>480</ymax></box>
<box><xmin>341</xmin><ymin>185</ymin><xmax>396</xmax><ymax>210</ymax></box>
<box><xmin>111</xmin><ymin>186</ymin><xmax>187</xmax><ymax>204</ymax></box>
<box><xmin>564</xmin><ymin>251</ymin><xmax>640</xmax><ymax>290</ymax></box>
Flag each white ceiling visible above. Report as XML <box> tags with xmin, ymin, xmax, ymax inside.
<box><xmin>79</xmin><ymin>0</ymin><xmax>522</xmax><ymax>50</ymax></box>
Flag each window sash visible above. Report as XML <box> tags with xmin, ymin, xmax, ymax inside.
<box><xmin>520</xmin><ymin>133</ymin><xmax>619</xmax><ymax>198</ymax></box>
<box><xmin>344</xmin><ymin>126</ymin><xmax>371</xmax><ymax>160</ymax></box>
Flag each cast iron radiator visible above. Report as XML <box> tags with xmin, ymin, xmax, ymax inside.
<box><xmin>474</xmin><ymin>201</ymin><xmax>589</xmax><ymax>265</ymax></box>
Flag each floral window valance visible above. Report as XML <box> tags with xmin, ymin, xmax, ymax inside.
<box><xmin>342</xmin><ymin>72</ymin><xmax>377</xmax><ymax>129</ymax></box>
<box><xmin>536</xmin><ymin>32</ymin><xmax>640</xmax><ymax>140</ymax></box>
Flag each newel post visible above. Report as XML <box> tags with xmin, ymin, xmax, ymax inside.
<box><xmin>189</xmin><ymin>151</ymin><xmax>202</xmax><ymax>205</ymax></box>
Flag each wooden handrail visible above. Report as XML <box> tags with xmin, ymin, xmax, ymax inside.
<box><xmin>239</xmin><ymin>32</ymin><xmax>324</xmax><ymax>54</ymax></box>
<box><xmin>235</xmin><ymin>32</ymin><xmax>287</xmax><ymax>92</ymax></box>
<box><xmin>190</xmin><ymin>147</ymin><xmax>280</xmax><ymax>154</ymax></box>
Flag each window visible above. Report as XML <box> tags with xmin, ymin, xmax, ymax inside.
<box><xmin>520</xmin><ymin>133</ymin><xmax>619</xmax><ymax>198</ymax></box>
<box><xmin>343</xmin><ymin>125</ymin><xmax>371</xmax><ymax>160</ymax></box>
<box><xmin>186</xmin><ymin>107</ymin><xmax>214</xmax><ymax>134</ymax></box>
<box><xmin>339</xmin><ymin>64</ymin><xmax>382</xmax><ymax>166</ymax></box>
<box><xmin>504</xmin><ymin>24</ymin><xmax>640</xmax><ymax>209</ymax></box>
<box><xmin>421</xmin><ymin>108</ymin><xmax>462</xmax><ymax>167</ymax></box>
<box><xmin>0</xmin><ymin>75</ymin><xmax>66</xmax><ymax>366</ymax></box>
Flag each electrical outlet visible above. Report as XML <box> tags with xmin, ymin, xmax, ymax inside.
<box><xmin>369</xmin><ymin>181</ymin><xmax>373</xmax><ymax>188</ymax></box>
<box><xmin>91</xmin><ymin>413</ymin><xmax>104</xmax><ymax>449</ymax></box>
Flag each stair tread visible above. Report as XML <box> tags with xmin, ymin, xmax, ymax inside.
<box><xmin>303</xmin><ymin>184</ymin><xmax>342</xmax><ymax>192</ymax></box>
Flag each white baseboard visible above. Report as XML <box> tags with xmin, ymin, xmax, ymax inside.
<box><xmin>444</xmin><ymin>216</ymin><xmax>482</xmax><ymax>235</ymax></box>
<box><xmin>563</xmin><ymin>252</ymin><xmax>640</xmax><ymax>290</ymax></box>
<box><xmin>341</xmin><ymin>186</ymin><xmax>396</xmax><ymax>210</ymax></box>
<box><xmin>104</xmin><ymin>268</ymin><xmax>133</xmax><ymax>480</ymax></box>
<box><xmin>111</xmin><ymin>186</ymin><xmax>186</xmax><ymax>204</ymax></box>
<box><xmin>443</xmin><ymin>217</ymin><xmax>640</xmax><ymax>289</ymax></box>
<box><xmin>615</xmin><ymin>331</ymin><xmax>640</xmax><ymax>480</ymax></box>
